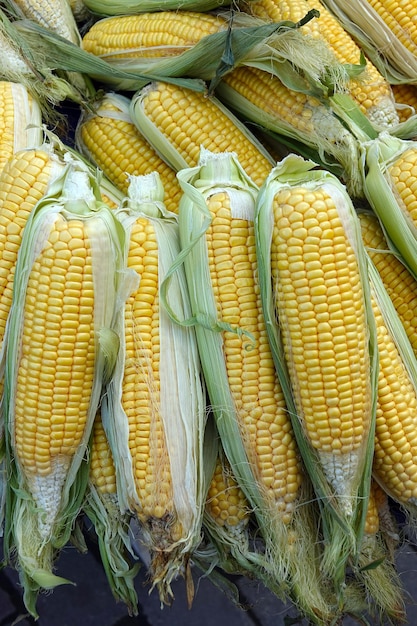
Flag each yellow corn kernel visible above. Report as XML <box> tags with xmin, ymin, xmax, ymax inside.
<box><xmin>371</xmin><ymin>293</ymin><xmax>417</xmax><ymax>505</ymax></box>
<box><xmin>270</xmin><ymin>185</ymin><xmax>371</xmax><ymax>504</ymax></box>
<box><xmin>14</xmin><ymin>215</ymin><xmax>96</xmax><ymax>479</ymax></box>
<box><xmin>205</xmin><ymin>453</ymin><xmax>250</xmax><ymax>529</ymax></box>
<box><xmin>387</xmin><ymin>147</ymin><xmax>417</xmax><ymax>226</ymax></box>
<box><xmin>206</xmin><ymin>191</ymin><xmax>303</xmax><ymax>524</ymax></box>
<box><xmin>81</xmin><ymin>11</ymin><xmax>225</xmax><ymax>59</ymax></box>
<box><xmin>89</xmin><ymin>413</ymin><xmax>117</xmax><ymax>496</ymax></box>
<box><xmin>238</xmin><ymin>0</ymin><xmax>398</xmax><ymax>128</ymax></box>
<box><xmin>139</xmin><ymin>82</ymin><xmax>274</xmax><ymax>187</ymax></box>
<box><xmin>122</xmin><ymin>216</ymin><xmax>182</xmax><ymax>540</ymax></box>
<box><xmin>364</xmin><ymin>480</ymin><xmax>380</xmax><ymax>536</ymax></box>
<box><xmin>78</xmin><ymin>94</ymin><xmax>182</xmax><ymax>213</ymax></box>
<box><xmin>366</xmin><ymin>0</ymin><xmax>417</xmax><ymax>58</ymax></box>
<box><xmin>391</xmin><ymin>83</ymin><xmax>417</xmax><ymax>123</ymax></box>
<box><xmin>0</xmin><ymin>149</ymin><xmax>64</xmax><ymax>358</ymax></box>
<box><xmin>358</xmin><ymin>210</ymin><xmax>417</xmax><ymax>359</ymax></box>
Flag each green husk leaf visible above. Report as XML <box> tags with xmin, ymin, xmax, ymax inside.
<box><xmin>329</xmin><ymin>92</ymin><xmax>378</xmax><ymax>141</ymax></box>
<box><xmin>13</xmin><ymin>15</ymin><xmax>330</xmax><ymax>93</ymax></box>
<box><xmin>207</xmin><ymin>8</ymin><xmax>345</xmax><ymax>97</ymax></box>
<box><xmin>388</xmin><ymin>113</ymin><xmax>417</xmax><ymax>141</ymax></box>
<box><xmin>17</xmin><ymin>7</ymin><xmax>353</xmax><ymax>96</ymax></box>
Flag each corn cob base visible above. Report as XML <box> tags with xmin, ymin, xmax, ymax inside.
<box><xmin>26</xmin><ymin>456</ymin><xmax>71</xmax><ymax>540</ymax></box>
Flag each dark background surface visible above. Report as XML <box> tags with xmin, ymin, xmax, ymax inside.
<box><xmin>1</xmin><ymin>525</ymin><xmax>417</xmax><ymax>626</ymax></box>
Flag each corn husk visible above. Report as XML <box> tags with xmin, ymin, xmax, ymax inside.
<box><xmin>255</xmin><ymin>154</ymin><xmax>378</xmax><ymax>602</ymax></box>
<box><xmin>2</xmin><ymin>155</ymin><xmax>125</xmax><ymax>618</ymax></box>
<box><xmin>101</xmin><ymin>171</ymin><xmax>207</xmax><ymax>606</ymax></box>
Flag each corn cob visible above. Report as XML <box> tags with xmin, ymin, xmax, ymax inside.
<box><xmin>255</xmin><ymin>154</ymin><xmax>377</xmax><ymax>600</ymax></box>
<box><xmin>3</xmin><ymin>0</ymin><xmax>94</xmax><ymax>102</ymax></box>
<box><xmin>321</xmin><ymin>0</ymin><xmax>417</xmax><ymax>85</ymax></box>
<box><xmin>81</xmin><ymin>11</ymin><xmax>225</xmax><ymax>60</ymax></box>
<box><xmin>360</xmin><ymin>134</ymin><xmax>417</xmax><ymax>280</ymax></box>
<box><xmin>83</xmin><ymin>412</ymin><xmax>139</xmax><ymax>615</ymax></box>
<box><xmin>0</xmin><ymin>144</ymin><xmax>67</xmax><ymax>538</ymax></box>
<box><xmin>0</xmin><ymin>81</ymin><xmax>43</xmax><ymax>175</ymax></box>
<box><xmin>366</xmin><ymin>261</ymin><xmax>417</xmax><ymax>512</ymax></box>
<box><xmin>342</xmin><ymin>260</ymin><xmax>417</xmax><ymax>623</ymax></box>
<box><xmin>76</xmin><ymin>92</ymin><xmax>182</xmax><ymax>214</ymax></box>
<box><xmin>392</xmin><ymin>83</ymin><xmax>417</xmax><ymax>124</ymax></box>
<box><xmin>89</xmin><ymin>413</ymin><xmax>118</xmax><ymax>500</ymax></box>
<box><xmin>101</xmin><ymin>171</ymin><xmax>206</xmax><ymax>605</ymax></box>
<box><xmin>3</xmin><ymin>158</ymin><xmax>123</xmax><ymax>618</ymax></box>
<box><xmin>2</xmin><ymin>1</ymin><xmax>93</xmax><ymax>100</ymax></box>
<box><xmin>6</xmin><ymin>0</ymin><xmax>82</xmax><ymax>45</ymax></box>
<box><xmin>198</xmin><ymin>426</ymin><xmax>281</xmax><ymax>601</ymax></box>
<box><xmin>166</xmin><ymin>149</ymin><xmax>335</xmax><ymax>623</ymax></box>
<box><xmin>238</xmin><ymin>0</ymin><xmax>399</xmax><ymax>129</ymax></box>
<box><xmin>358</xmin><ymin>209</ymin><xmax>417</xmax><ymax>359</ymax></box>
<box><xmin>129</xmin><ymin>81</ymin><xmax>275</xmax><ymax>188</ymax></box>
<box><xmin>258</xmin><ymin>155</ymin><xmax>375</xmax><ymax>510</ymax></box>
<box><xmin>215</xmin><ymin>65</ymin><xmax>363</xmax><ymax>197</ymax></box>
<box><xmin>0</xmin><ymin>146</ymin><xmax>67</xmax><ymax>377</ymax></box>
